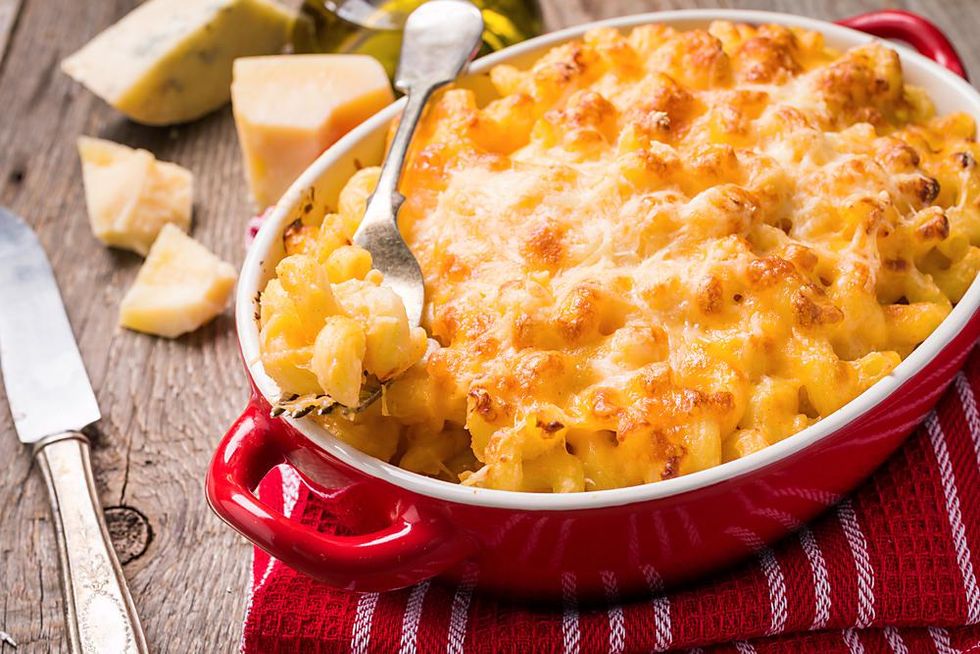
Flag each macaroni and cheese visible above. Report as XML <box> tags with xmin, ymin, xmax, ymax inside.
<box><xmin>258</xmin><ymin>22</ymin><xmax>980</xmax><ymax>492</ymax></box>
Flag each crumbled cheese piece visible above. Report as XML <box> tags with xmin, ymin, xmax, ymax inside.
<box><xmin>77</xmin><ymin>137</ymin><xmax>192</xmax><ymax>256</ymax></box>
<box><xmin>119</xmin><ymin>224</ymin><xmax>236</xmax><ymax>338</ymax></box>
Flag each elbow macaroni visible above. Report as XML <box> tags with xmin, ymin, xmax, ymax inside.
<box><xmin>259</xmin><ymin>165</ymin><xmax>428</xmax><ymax>409</ymax></box>
<box><xmin>258</xmin><ymin>22</ymin><xmax>980</xmax><ymax>492</ymax></box>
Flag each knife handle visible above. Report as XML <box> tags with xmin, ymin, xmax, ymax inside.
<box><xmin>34</xmin><ymin>432</ymin><xmax>148</xmax><ymax>654</ymax></box>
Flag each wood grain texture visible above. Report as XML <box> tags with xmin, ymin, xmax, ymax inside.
<box><xmin>0</xmin><ymin>0</ymin><xmax>978</xmax><ymax>651</ymax></box>
<box><xmin>0</xmin><ymin>0</ymin><xmax>23</xmax><ymax>70</ymax></box>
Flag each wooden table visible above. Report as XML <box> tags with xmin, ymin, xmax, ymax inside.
<box><xmin>0</xmin><ymin>0</ymin><xmax>977</xmax><ymax>650</ymax></box>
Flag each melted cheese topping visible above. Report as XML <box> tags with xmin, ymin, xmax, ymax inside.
<box><xmin>259</xmin><ymin>22</ymin><xmax>980</xmax><ymax>492</ymax></box>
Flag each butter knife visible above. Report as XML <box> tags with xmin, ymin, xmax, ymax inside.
<box><xmin>0</xmin><ymin>208</ymin><xmax>148</xmax><ymax>653</ymax></box>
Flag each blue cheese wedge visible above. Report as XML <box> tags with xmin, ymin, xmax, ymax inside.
<box><xmin>119</xmin><ymin>224</ymin><xmax>237</xmax><ymax>338</ymax></box>
<box><xmin>61</xmin><ymin>0</ymin><xmax>294</xmax><ymax>126</ymax></box>
<box><xmin>77</xmin><ymin>137</ymin><xmax>193</xmax><ymax>256</ymax></box>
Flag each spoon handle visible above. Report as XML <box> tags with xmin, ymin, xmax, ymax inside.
<box><xmin>357</xmin><ymin>84</ymin><xmax>437</xmax><ymax>241</ymax></box>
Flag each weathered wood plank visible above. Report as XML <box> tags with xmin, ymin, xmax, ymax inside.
<box><xmin>0</xmin><ymin>1</ymin><xmax>250</xmax><ymax>652</ymax></box>
<box><xmin>0</xmin><ymin>0</ymin><xmax>23</xmax><ymax>70</ymax></box>
<box><xmin>1</xmin><ymin>1</ymin><xmax>980</xmax><ymax>652</ymax></box>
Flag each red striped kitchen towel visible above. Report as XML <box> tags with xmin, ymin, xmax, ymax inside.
<box><xmin>240</xmin><ymin>348</ymin><xmax>980</xmax><ymax>654</ymax></box>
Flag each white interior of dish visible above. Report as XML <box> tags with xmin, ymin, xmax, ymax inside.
<box><xmin>237</xmin><ymin>9</ymin><xmax>980</xmax><ymax>510</ymax></box>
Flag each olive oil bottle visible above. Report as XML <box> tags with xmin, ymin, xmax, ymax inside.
<box><xmin>294</xmin><ymin>0</ymin><xmax>543</xmax><ymax>78</ymax></box>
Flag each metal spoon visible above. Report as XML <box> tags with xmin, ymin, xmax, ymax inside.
<box><xmin>354</xmin><ymin>0</ymin><xmax>484</xmax><ymax>327</ymax></box>
<box><xmin>275</xmin><ymin>1</ymin><xmax>484</xmax><ymax>419</ymax></box>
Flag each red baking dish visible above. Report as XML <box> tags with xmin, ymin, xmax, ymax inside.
<box><xmin>207</xmin><ymin>9</ymin><xmax>980</xmax><ymax>600</ymax></box>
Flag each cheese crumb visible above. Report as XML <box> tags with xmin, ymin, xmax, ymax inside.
<box><xmin>77</xmin><ymin>137</ymin><xmax>192</xmax><ymax>256</ymax></box>
<box><xmin>119</xmin><ymin>225</ymin><xmax>237</xmax><ymax>338</ymax></box>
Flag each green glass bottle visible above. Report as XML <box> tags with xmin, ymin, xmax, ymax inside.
<box><xmin>294</xmin><ymin>0</ymin><xmax>543</xmax><ymax>78</ymax></box>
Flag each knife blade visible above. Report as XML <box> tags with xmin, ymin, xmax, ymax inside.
<box><xmin>0</xmin><ymin>207</ymin><xmax>100</xmax><ymax>442</ymax></box>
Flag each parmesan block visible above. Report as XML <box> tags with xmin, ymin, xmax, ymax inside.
<box><xmin>77</xmin><ymin>137</ymin><xmax>193</xmax><ymax>256</ymax></box>
<box><xmin>231</xmin><ymin>55</ymin><xmax>394</xmax><ymax>208</ymax></box>
<box><xmin>61</xmin><ymin>0</ymin><xmax>294</xmax><ymax>126</ymax></box>
<box><xmin>119</xmin><ymin>224</ymin><xmax>237</xmax><ymax>338</ymax></box>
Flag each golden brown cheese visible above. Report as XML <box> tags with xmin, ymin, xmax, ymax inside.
<box><xmin>259</xmin><ymin>22</ymin><xmax>980</xmax><ymax>492</ymax></box>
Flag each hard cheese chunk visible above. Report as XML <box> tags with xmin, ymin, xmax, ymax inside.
<box><xmin>62</xmin><ymin>0</ymin><xmax>294</xmax><ymax>125</ymax></box>
<box><xmin>78</xmin><ymin>137</ymin><xmax>192</xmax><ymax>256</ymax></box>
<box><xmin>120</xmin><ymin>224</ymin><xmax>237</xmax><ymax>338</ymax></box>
<box><xmin>232</xmin><ymin>55</ymin><xmax>393</xmax><ymax>208</ymax></box>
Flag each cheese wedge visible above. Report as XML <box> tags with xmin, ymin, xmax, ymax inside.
<box><xmin>62</xmin><ymin>0</ymin><xmax>294</xmax><ymax>126</ymax></box>
<box><xmin>231</xmin><ymin>55</ymin><xmax>394</xmax><ymax>208</ymax></box>
<box><xmin>77</xmin><ymin>137</ymin><xmax>193</xmax><ymax>256</ymax></box>
<box><xmin>119</xmin><ymin>224</ymin><xmax>237</xmax><ymax>338</ymax></box>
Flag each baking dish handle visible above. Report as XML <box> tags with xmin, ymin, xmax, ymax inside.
<box><xmin>206</xmin><ymin>400</ymin><xmax>466</xmax><ymax>591</ymax></box>
<box><xmin>837</xmin><ymin>10</ymin><xmax>967</xmax><ymax>80</ymax></box>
